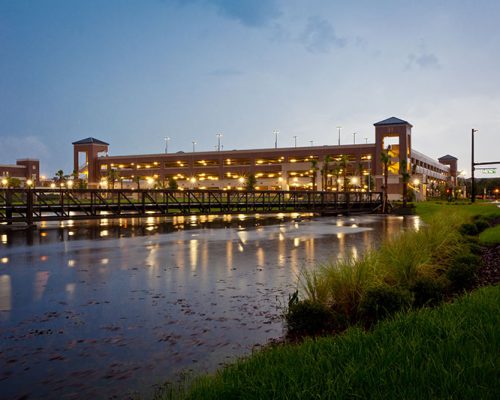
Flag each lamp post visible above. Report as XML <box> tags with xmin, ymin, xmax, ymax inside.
<box><xmin>336</xmin><ymin>126</ymin><xmax>341</xmax><ymax>145</ymax></box>
<box><xmin>216</xmin><ymin>133</ymin><xmax>222</xmax><ymax>151</ymax></box>
<box><xmin>353</xmin><ymin>132</ymin><xmax>357</xmax><ymax>144</ymax></box>
<box><xmin>164</xmin><ymin>137</ymin><xmax>170</xmax><ymax>154</ymax></box>
<box><xmin>192</xmin><ymin>141</ymin><xmax>196</xmax><ymax>152</ymax></box>
<box><xmin>293</xmin><ymin>135</ymin><xmax>297</xmax><ymax>148</ymax></box>
<box><xmin>471</xmin><ymin>128</ymin><xmax>478</xmax><ymax>203</ymax></box>
<box><xmin>364</xmin><ymin>137</ymin><xmax>368</xmax><ymax>144</ymax></box>
<box><xmin>309</xmin><ymin>140</ymin><xmax>314</xmax><ymax>146</ymax></box>
<box><xmin>367</xmin><ymin>155</ymin><xmax>372</xmax><ymax>192</ymax></box>
<box><xmin>273</xmin><ymin>130</ymin><xmax>279</xmax><ymax>149</ymax></box>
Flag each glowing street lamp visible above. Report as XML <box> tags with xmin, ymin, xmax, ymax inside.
<box><xmin>67</xmin><ymin>180</ymin><xmax>74</xmax><ymax>188</ymax></box>
<box><xmin>2</xmin><ymin>178</ymin><xmax>8</xmax><ymax>187</ymax></box>
<box><xmin>164</xmin><ymin>137</ymin><xmax>170</xmax><ymax>153</ymax></box>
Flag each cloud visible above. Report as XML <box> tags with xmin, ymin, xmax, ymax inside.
<box><xmin>300</xmin><ymin>16</ymin><xmax>347</xmax><ymax>53</ymax></box>
<box><xmin>201</xmin><ymin>0</ymin><xmax>281</xmax><ymax>27</ymax></box>
<box><xmin>406</xmin><ymin>52</ymin><xmax>441</xmax><ymax>70</ymax></box>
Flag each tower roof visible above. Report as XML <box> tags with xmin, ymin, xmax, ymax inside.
<box><xmin>438</xmin><ymin>154</ymin><xmax>458</xmax><ymax>161</ymax></box>
<box><xmin>374</xmin><ymin>117</ymin><xmax>412</xmax><ymax>127</ymax></box>
<box><xmin>72</xmin><ymin>137</ymin><xmax>109</xmax><ymax>145</ymax></box>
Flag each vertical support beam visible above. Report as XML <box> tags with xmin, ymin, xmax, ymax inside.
<box><xmin>471</xmin><ymin>128</ymin><xmax>476</xmax><ymax>203</ymax></box>
<box><xmin>26</xmin><ymin>188</ymin><xmax>33</xmax><ymax>226</ymax></box>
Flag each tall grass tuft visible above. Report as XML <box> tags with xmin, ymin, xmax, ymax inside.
<box><xmin>299</xmin><ymin>250</ymin><xmax>380</xmax><ymax>320</ymax></box>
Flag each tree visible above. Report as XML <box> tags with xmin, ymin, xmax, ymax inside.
<box><xmin>321</xmin><ymin>155</ymin><xmax>332</xmax><ymax>190</ymax></box>
<box><xmin>168</xmin><ymin>177</ymin><xmax>178</xmax><ymax>190</ymax></box>
<box><xmin>245</xmin><ymin>174</ymin><xmax>257</xmax><ymax>191</ymax></box>
<box><xmin>340</xmin><ymin>155</ymin><xmax>350</xmax><ymax>191</ymax></box>
<box><xmin>332</xmin><ymin>163</ymin><xmax>341</xmax><ymax>192</ymax></box>
<box><xmin>310</xmin><ymin>159</ymin><xmax>319</xmax><ymax>191</ymax></box>
<box><xmin>107</xmin><ymin>168</ymin><xmax>119</xmax><ymax>189</ymax></box>
<box><xmin>54</xmin><ymin>169</ymin><xmax>65</xmax><ymax>184</ymax></box>
<box><xmin>380</xmin><ymin>149</ymin><xmax>391</xmax><ymax>213</ymax></box>
<box><xmin>133</xmin><ymin>175</ymin><xmax>141</xmax><ymax>190</ymax></box>
<box><xmin>400</xmin><ymin>159</ymin><xmax>410</xmax><ymax>207</ymax></box>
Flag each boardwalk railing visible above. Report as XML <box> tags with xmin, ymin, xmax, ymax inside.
<box><xmin>0</xmin><ymin>188</ymin><xmax>383</xmax><ymax>224</ymax></box>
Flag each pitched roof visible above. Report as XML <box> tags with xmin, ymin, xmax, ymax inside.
<box><xmin>438</xmin><ymin>154</ymin><xmax>458</xmax><ymax>161</ymax></box>
<box><xmin>373</xmin><ymin>117</ymin><xmax>412</xmax><ymax>127</ymax></box>
<box><xmin>72</xmin><ymin>137</ymin><xmax>109</xmax><ymax>145</ymax></box>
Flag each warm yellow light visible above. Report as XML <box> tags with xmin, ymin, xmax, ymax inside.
<box><xmin>146</xmin><ymin>177</ymin><xmax>154</xmax><ymax>185</ymax></box>
<box><xmin>50</xmin><ymin>183</ymin><xmax>56</xmax><ymax>188</ymax></box>
<box><xmin>26</xmin><ymin>179</ymin><xmax>33</xmax><ymax>186</ymax></box>
<box><xmin>67</xmin><ymin>180</ymin><xmax>74</xmax><ymax>187</ymax></box>
<box><xmin>238</xmin><ymin>177</ymin><xmax>245</xmax><ymax>183</ymax></box>
<box><xmin>278</xmin><ymin>177</ymin><xmax>283</xmax><ymax>182</ymax></box>
<box><xmin>190</xmin><ymin>177</ymin><xmax>197</xmax><ymax>183</ymax></box>
<box><xmin>293</xmin><ymin>177</ymin><xmax>298</xmax><ymax>182</ymax></box>
<box><xmin>413</xmin><ymin>179</ymin><xmax>420</xmax><ymax>185</ymax></box>
<box><xmin>2</xmin><ymin>178</ymin><xmax>8</xmax><ymax>186</ymax></box>
<box><xmin>351</xmin><ymin>177</ymin><xmax>358</xmax><ymax>185</ymax></box>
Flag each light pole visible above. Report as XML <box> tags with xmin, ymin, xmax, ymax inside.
<box><xmin>336</xmin><ymin>126</ymin><xmax>341</xmax><ymax>146</ymax></box>
<box><xmin>293</xmin><ymin>135</ymin><xmax>297</xmax><ymax>148</ymax></box>
<box><xmin>192</xmin><ymin>141</ymin><xmax>196</xmax><ymax>152</ymax></box>
<box><xmin>367</xmin><ymin>155</ymin><xmax>372</xmax><ymax>192</ymax></box>
<box><xmin>364</xmin><ymin>137</ymin><xmax>368</xmax><ymax>144</ymax></box>
<box><xmin>164</xmin><ymin>137</ymin><xmax>170</xmax><ymax>154</ymax></box>
<box><xmin>309</xmin><ymin>140</ymin><xmax>314</xmax><ymax>146</ymax></box>
<box><xmin>471</xmin><ymin>128</ymin><xmax>478</xmax><ymax>202</ymax></box>
<box><xmin>273</xmin><ymin>130</ymin><xmax>279</xmax><ymax>149</ymax></box>
<box><xmin>353</xmin><ymin>132</ymin><xmax>357</xmax><ymax>144</ymax></box>
<box><xmin>216</xmin><ymin>133</ymin><xmax>222</xmax><ymax>152</ymax></box>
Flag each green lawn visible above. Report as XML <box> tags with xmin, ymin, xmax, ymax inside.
<box><xmin>415</xmin><ymin>201</ymin><xmax>500</xmax><ymax>223</ymax></box>
<box><xmin>163</xmin><ymin>286</ymin><xmax>500</xmax><ymax>400</ymax></box>
<box><xmin>479</xmin><ymin>224</ymin><xmax>500</xmax><ymax>245</ymax></box>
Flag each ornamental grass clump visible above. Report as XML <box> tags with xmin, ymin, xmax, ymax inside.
<box><xmin>299</xmin><ymin>251</ymin><xmax>380</xmax><ymax>323</ymax></box>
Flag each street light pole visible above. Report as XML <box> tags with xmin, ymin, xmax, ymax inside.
<box><xmin>337</xmin><ymin>126</ymin><xmax>341</xmax><ymax>146</ymax></box>
<box><xmin>192</xmin><ymin>141</ymin><xmax>196</xmax><ymax>152</ymax></box>
<box><xmin>216</xmin><ymin>133</ymin><xmax>222</xmax><ymax>151</ymax></box>
<box><xmin>274</xmin><ymin>130</ymin><xmax>279</xmax><ymax>149</ymax></box>
<box><xmin>309</xmin><ymin>140</ymin><xmax>314</xmax><ymax>146</ymax></box>
<box><xmin>164</xmin><ymin>137</ymin><xmax>170</xmax><ymax>154</ymax></box>
<box><xmin>293</xmin><ymin>135</ymin><xmax>297</xmax><ymax>148</ymax></box>
<box><xmin>353</xmin><ymin>132</ymin><xmax>357</xmax><ymax>144</ymax></box>
<box><xmin>471</xmin><ymin>128</ymin><xmax>478</xmax><ymax>202</ymax></box>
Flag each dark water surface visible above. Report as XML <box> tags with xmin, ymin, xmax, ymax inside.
<box><xmin>0</xmin><ymin>213</ymin><xmax>419</xmax><ymax>399</ymax></box>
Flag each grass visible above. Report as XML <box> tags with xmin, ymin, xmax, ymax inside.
<box><xmin>163</xmin><ymin>285</ymin><xmax>500</xmax><ymax>400</ymax></box>
<box><xmin>479</xmin><ymin>224</ymin><xmax>500</xmax><ymax>245</ymax></box>
<box><xmin>415</xmin><ymin>201</ymin><xmax>500</xmax><ymax>223</ymax></box>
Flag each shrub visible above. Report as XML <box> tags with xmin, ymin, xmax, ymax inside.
<box><xmin>474</xmin><ymin>218</ymin><xmax>490</xmax><ymax>234</ymax></box>
<box><xmin>410</xmin><ymin>276</ymin><xmax>445</xmax><ymax>308</ymax></box>
<box><xmin>358</xmin><ymin>285</ymin><xmax>413</xmax><ymax>325</ymax></box>
<box><xmin>285</xmin><ymin>293</ymin><xmax>342</xmax><ymax>337</ymax></box>
<box><xmin>459</xmin><ymin>223</ymin><xmax>478</xmax><ymax>236</ymax></box>
<box><xmin>446</xmin><ymin>253</ymin><xmax>481</xmax><ymax>291</ymax></box>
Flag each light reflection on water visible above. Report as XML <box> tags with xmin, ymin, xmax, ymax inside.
<box><xmin>0</xmin><ymin>213</ymin><xmax>419</xmax><ymax>399</ymax></box>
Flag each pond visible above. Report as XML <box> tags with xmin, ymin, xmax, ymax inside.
<box><xmin>0</xmin><ymin>213</ymin><xmax>419</xmax><ymax>399</ymax></box>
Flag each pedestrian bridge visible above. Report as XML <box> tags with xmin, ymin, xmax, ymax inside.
<box><xmin>0</xmin><ymin>188</ymin><xmax>383</xmax><ymax>225</ymax></box>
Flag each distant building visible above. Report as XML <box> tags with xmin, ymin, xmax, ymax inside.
<box><xmin>0</xmin><ymin>159</ymin><xmax>40</xmax><ymax>186</ymax></box>
<box><xmin>73</xmin><ymin>117</ymin><xmax>457</xmax><ymax>200</ymax></box>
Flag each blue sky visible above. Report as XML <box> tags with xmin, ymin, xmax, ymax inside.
<box><xmin>1</xmin><ymin>0</ymin><xmax>499</xmax><ymax>178</ymax></box>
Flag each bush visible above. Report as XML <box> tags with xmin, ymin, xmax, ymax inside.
<box><xmin>459</xmin><ymin>223</ymin><xmax>478</xmax><ymax>236</ymax></box>
<box><xmin>359</xmin><ymin>285</ymin><xmax>413</xmax><ymax>325</ymax></box>
<box><xmin>446</xmin><ymin>253</ymin><xmax>481</xmax><ymax>291</ymax></box>
<box><xmin>474</xmin><ymin>218</ymin><xmax>490</xmax><ymax>234</ymax></box>
<box><xmin>285</xmin><ymin>294</ymin><xmax>343</xmax><ymax>337</ymax></box>
<box><xmin>410</xmin><ymin>276</ymin><xmax>445</xmax><ymax>308</ymax></box>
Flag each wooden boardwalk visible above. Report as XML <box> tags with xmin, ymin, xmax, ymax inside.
<box><xmin>0</xmin><ymin>188</ymin><xmax>383</xmax><ymax>225</ymax></box>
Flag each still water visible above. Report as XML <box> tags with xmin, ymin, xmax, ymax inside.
<box><xmin>0</xmin><ymin>213</ymin><xmax>419</xmax><ymax>399</ymax></box>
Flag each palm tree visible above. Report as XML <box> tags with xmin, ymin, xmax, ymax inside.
<box><xmin>55</xmin><ymin>169</ymin><xmax>65</xmax><ymax>184</ymax></box>
<box><xmin>400</xmin><ymin>159</ymin><xmax>410</xmax><ymax>207</ymax></box>
<box><xmin>245</xmin><ymin>174</ymin><xmax>257</xmax><ymax>191</ymax></box>
<box><xmin>321</xmin><ymin>155</ymin><xmax>332</xmax><ymax>190</ymax></box>
<box><xmin>107</xmin><ymin>168</ymin><xmax>119</xmax><ymax>189</ymax></box>
<box><xmin>332</xmin><ymin>164</ymin><xmax>341</xmax><ymax>192</ymax></box>
<box><xmin>380</xmin><ymin>150</ymin><xmax>391</xmax><ymax>213</ymax></box>
<box><xmin>339</xmin><ymin>155</ymin><xmax>350</xmax><ymax>191</ymax></box>
<box><xmin>133</xmin><ymin>175</ymin><xmax>141</xmax><ymax>190</ymax></box>
<box><xmin>310</xmin><ymin>159</ymin><xmax>319</xmax><ymax>191</ymax></box>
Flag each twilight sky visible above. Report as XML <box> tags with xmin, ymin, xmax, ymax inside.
<box><xmin>1</xmin><ymin>0</ymin><xmax>499</xmax><ymax>178</ymax></box>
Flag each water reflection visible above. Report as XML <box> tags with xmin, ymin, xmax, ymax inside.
<box><xmin>0</xmin><ymin>213</ymin><xmax>420</xmax><ymax>400</ymax></box>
